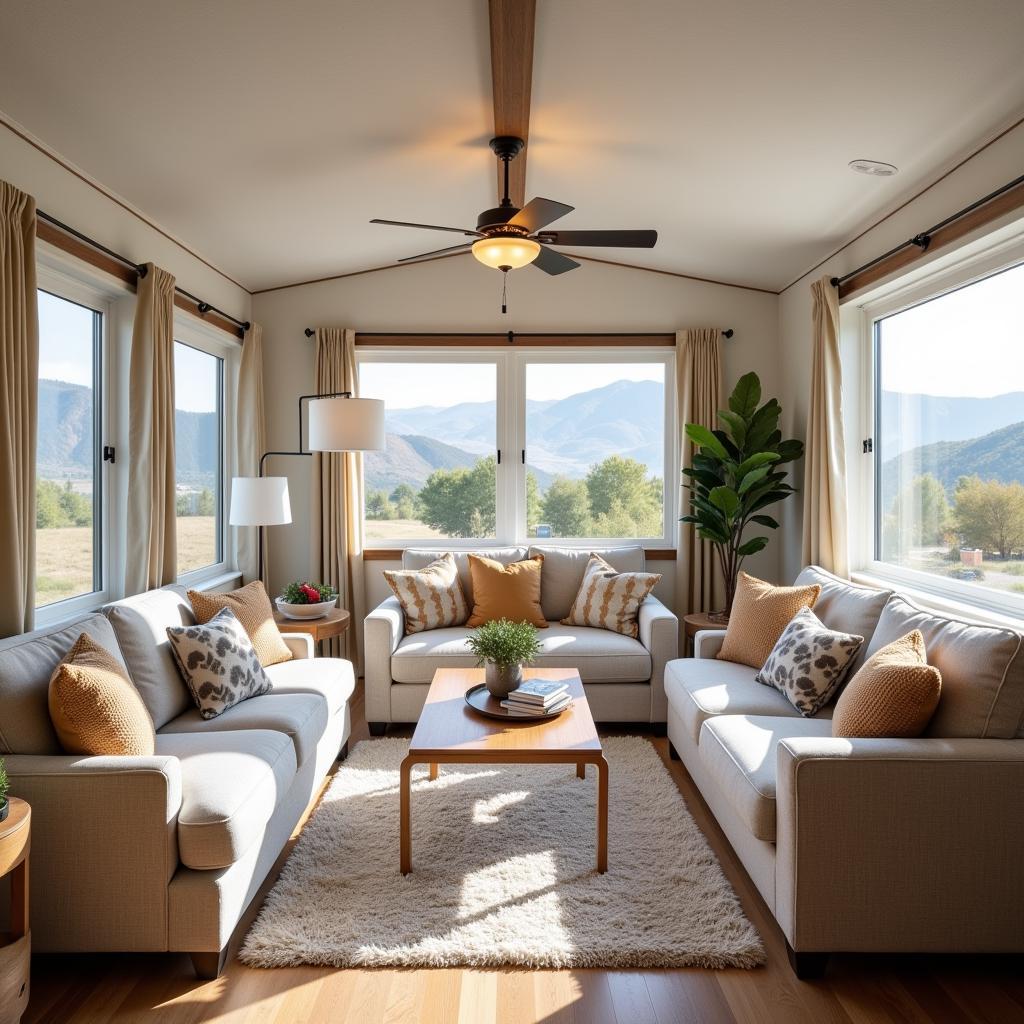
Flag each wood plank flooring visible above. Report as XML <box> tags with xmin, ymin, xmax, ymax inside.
<box><xmin>24</xmin><ymin>682</ymin><xmax>1024</xmax><ymax>1024</ymax></box>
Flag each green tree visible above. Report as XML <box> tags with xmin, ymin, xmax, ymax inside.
<box><xmin>418</xmin><ymin>456</ymin><xmax>496</xmax><ymax>537</ymax></box>
<box><xmin>954</xmin><ymin>476</ymin><xmax>1024</xmax><ymax>558</ymax></box>
<box><xmin>883</xmin><ymin>473</ymin><xmax>951</xmax><ymax>554</ymax></box>
<box><xmin>366</xmin><ymin>489</ymin><xmax>396</xmax><ymax>520</ymax></box>
<box><xmin>525</xmin><ymin>471</ymin><xmax>541</xmax><ymax>535</ymax></box>
<box><xmin>585</xmin><ymin>455</ymin><xmax>651</xmax><ymax>518</ymax></box>
<box><xmin>390</xmin><ymin>483</ymin><xmax>419</xmax><ymax>519</ymax></box>
<box><xmin>176</xmin><ymin>492</ymin><xmax>190</xmax><ymax>516</ymax></box>
<box><xmin>541</xmin><ymin>476</ymin><xmax>592</xmax><ymax>536</ymax></box>
<box><xmin>58</xmin><ymin>479</ymin><xmax>92</xmax><ymax>527</ymax></box>
<box><xmin>197</xmin><ymin>488</ymin><xmax>216</xmax><ymax>517</ymax></box>
<box><xmin>37</xmin><ymin>480</ymin><xmax>66</xmax><ymax>528</ymax></box>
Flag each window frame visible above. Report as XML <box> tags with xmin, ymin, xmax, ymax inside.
<box><xmin>355</xmin><ymin>344</ymin><xmax>676</xmax><ymax>550</ymax></box>
<box><xmin>853</xmin><ymin>227</ymin><xmax>1024</xmax><ymax>619</ymax></box>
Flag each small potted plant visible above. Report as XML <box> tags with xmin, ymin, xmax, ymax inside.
<box><xmin>466</xmin><ymin>619</ymin><xmax>543</xmax><ymax>699</ymax></box>
<box><xmin>0</xmin><ymin>757</ymin><xmax>9</xmax><ymax>823</ymax></box>
<box><xmin>276</xmin><ymin>580</ymin><xmax>339</xmax><ymax>620</ymax></box>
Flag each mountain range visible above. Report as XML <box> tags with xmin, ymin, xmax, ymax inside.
<box><xmin>879</xmin><ymin>390</ymin><xmax>1024</xmax><ymax>455</ymax></box>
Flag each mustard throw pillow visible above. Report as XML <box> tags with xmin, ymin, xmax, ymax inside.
<box><xmin>384</xmin><ymin>552</ymin><xmax>470</xmax><ymax>634</ymax></box>
<box><xmin>48</xmin><ymin>633</ymin><xmax>156</xmax><ymax>756</ymax></box>
<box><xmin>466</xmin><ymin>554</ymin><xmax>548</xmax><ymax>628</ymax></box>
<box><xmin>832</xmin><ymin>630</ymin><xmax>942</xmax><ymax>738</ymax></box>
<box><xmin>188</xmin><ymin>580</ymin><xmax>292</xmax><ymax>667</ymax></box>
<box><xmin>717</xmin><ymin>571</ymin><xmax>821</xmax><ymax>669</ymax></box>
<box><xmin>561</xmin><ymin>554</ymin><xmax>661</xmax><ymax>638</ymax></box>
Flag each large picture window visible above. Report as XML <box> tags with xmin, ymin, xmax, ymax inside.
<box><xmin>357</xmin><ymin>347</ymin><xmax>674</xmax><ymax>547</ymax></box>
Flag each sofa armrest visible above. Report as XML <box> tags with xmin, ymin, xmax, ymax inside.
<box><xmin>694</xmin><ymin>628</ymin><xmax>727</xmax><ymax>659</ymax></box>
<box><xmin>280</xmin><ymin>632</ymin><xmax>315</xmax><ymax>660</ymax></box>
<box><xmin>637</xmin><ymin>595</ymin><xmax>678</xmax><ymax>722</ymax></box>
<box><xmin>775</xmin><ymin>736</ymin><xmax>1024</xmax><ymax>953</ymax></box>
<box><xmin>364</xmin><ymin>595</ymin><xmax>405</xmax><ymax>723</ymax></box>
<box><xmin>3</xmin><ymin>753</ymin><xmax>183</xmax><ymax>952</ymax></box>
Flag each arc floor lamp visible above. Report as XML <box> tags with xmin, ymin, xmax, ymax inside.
<box><xmin>229</xmin><ymin>391</ymin><xmax>386</xmax><ymax>585</ymax></box>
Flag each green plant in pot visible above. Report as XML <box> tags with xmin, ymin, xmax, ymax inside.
<box><xmin>0</xmin><ymin>756</ymin><xmax>9</xmax><ymax>823</ymax></box>
<box><xmin>682</xmin><ymin>371</ymin><xmax>803</xmax><ymax>619</ymax></box>
<box><xmin>466</xmin><ymin>619</ymin><xmax>543</xmax><ymax>699</ymax></box>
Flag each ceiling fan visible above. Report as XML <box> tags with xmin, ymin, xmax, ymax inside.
<box><xmin>370</xmin><ymin>136</ymin><xmax>657</xmax><ymax>308</ymax></box>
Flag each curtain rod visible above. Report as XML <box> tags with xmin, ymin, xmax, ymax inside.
<box><xmin>36</xmin><ymin>210</ymin><xmax>251</xmax><ymax>333</ymax></box>
<box><xmin>830</xmin><ymin>171</ymin><xmax>1024</xmax><ymax>289</ymax></box>
<box><xmin>302</xmin><ymin>329</ymin><xmax>734</xmax><ymax>339</ymax></box>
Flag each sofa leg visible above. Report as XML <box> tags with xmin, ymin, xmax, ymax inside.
<box><xmin>786</xmin><ymin>942</ymin><xmax>830</xmax><ymax>980</ymax></box>
<box><xmin>338</xmin><ymin>741</ymin><xmax>349</xmax><ymax>761</ymax></box>
<box><xmin>651</xmin><ymin>722</ymin><xmax>667</xmax><ymax>737</ymax></box>
<box><xmin>191</xmin><ymin>946</ymin><xmax>229</xmax><ymax>980</ymax></box>
<box><xmin>668</xmin><ymin>741</ymin><xmax>681</xmax><ymax>761</ymax></box>
<box><xmin>368</xmin><ymin>722</ymin><xmax>387</xmax><ymax>737</ymax></box>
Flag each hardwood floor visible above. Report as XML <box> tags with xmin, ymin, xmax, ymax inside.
<box><xmin>25</xmin><ymin>682</ymin><xmax>1024</xmax><ymax>1024</ymax></box>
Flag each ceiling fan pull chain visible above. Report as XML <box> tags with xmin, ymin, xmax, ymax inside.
<box><xmin>501</xmin><ymin>268</ymin><xmax>509</xmax><ymax>314</ymax></box>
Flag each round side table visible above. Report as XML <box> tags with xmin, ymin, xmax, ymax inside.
<box><xmin>273</xmin><ymin>606</ymin><xmax>351</xmax><ymax>655</ymax></box>
<box><xmin>682</xmin><ymin>611</ymin><xmax>728</xmax><ymax>656</ymax></box>
<box><xmin>0</xmin><ymin>797</ymin><xmax>31</xmax><ymax>1024</ymax></box>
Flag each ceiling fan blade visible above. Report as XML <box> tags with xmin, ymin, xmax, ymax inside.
<box><xmin>397</xmin><ymin>242</ymin><xmax>474</xmax><ymax>263</ymax></box>
<box><xmin>535</xmin><ymin>229</ymin><xmax>658</xmax><ymax>248</ymax></box>
<box><xmin>508</xmin><ymin>197</ymin><xmax>574</xmax><ymax>233</ymax></box>
<box><xmin>370</xmin><ymin>218</ymin><xmax>482</xmax><ymax>237</ymax></box>
<box><xmin>532</xmin><ymin>245</ymin><xmax>580</xmax><ymax>276</ymax></box>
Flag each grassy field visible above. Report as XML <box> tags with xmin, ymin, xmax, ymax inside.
<box><xmin>36</xmin><ymin>516</ymin><xmax>217</xmax><ymax>606</ymax></box>
<box><xmin>364</xmin><ymin>517</ymin><xmax>445</xmax><ymax>542</ymax></box>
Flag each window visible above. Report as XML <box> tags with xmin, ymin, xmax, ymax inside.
<box><xmin>863</xmin><ymin>250</ymin><xmax>1024</xmax><ymax>613</ymax></box>
<box><xmin>174</xmin><ymin>340</ymin><xmax>224</xmax><ymax>578</ymax></box>
<box><xmin>357</xmin><ymin>347</ymin><xmax>674</xmax><ymax>547</ymax></box>
<box><xmin>35</xmin><ymin>289</ymin><xmax>105</xmax><ymax>609</ymax></box>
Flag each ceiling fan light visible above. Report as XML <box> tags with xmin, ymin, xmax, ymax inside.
<box><xmin>471</xmin><ymin>236</ymin><xmax>541</xmax><ymax>270</ymax></box>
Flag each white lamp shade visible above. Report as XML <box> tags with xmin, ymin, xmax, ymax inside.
<box><xmin>229</xmin><ymin>476</ymin><xmax>292</xmax><ymax>526</ymax></box>
<box><xmin>308</xmin><ymin>396</ymin><xmax>386</xmax><ymax>451</ymax></box>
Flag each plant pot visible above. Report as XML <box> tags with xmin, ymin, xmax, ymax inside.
<box><xmin>0</xmin><ymin>798</ymin><xmax>8</xmax><ymax>823</ymax></box>
<box><xmin>484</xmin><ymin>661</ymin><xmax>523</xmax><ymax>700</ymax></box>
<box><xmin>275</xmin><ymin>597</ymin><xmax>337</xmax><ymax>620</ymax></box>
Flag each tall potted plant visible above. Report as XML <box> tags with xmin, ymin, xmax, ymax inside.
<box><xmin>682</xmin><ymin>372</ymin><xmax>803</xmax><ymax>619</ymax></box>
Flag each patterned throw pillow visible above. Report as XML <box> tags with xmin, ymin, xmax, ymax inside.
<box><xmin>384</xmin><ymin>552</ymin><xmax>470</xmax><ymax>634</ymax></box>
<box><xmin>166</xmin><ymin>607</ymin><xmax>272</xmax><ymax>719</ymax></box>
<box><xmin>561</xmin><ymin>554</ymin><xmax>661</xmax><ymax>638</ymax></box>
<box><xmin>755</xmin><ymin>606</ymin><xmax>864</xmax><ymax>716</ymax></box>
<box><xmin>188</xmin><ymin>580</ymin><xmax>292</xmax><ymax>667</ymax></box>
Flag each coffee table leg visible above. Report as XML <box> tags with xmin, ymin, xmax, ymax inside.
<box><xmin>400</xmin><ymin>756</ymin><xmax>414</xmax><ymax>874</ymax></box>
<box><xmin>429</xmin><ymin>762</ymin><xmax>438</xmax><ymax>781</ymax></box>
<box><xmin>576</xmin><ymin>762</ymin><xmax>585</xmax><ymax>779</ymax></box>
<box><xmin>596</xmin><ymin>755</ymin><xmax>609</xmax><ymax>873</ymax></box>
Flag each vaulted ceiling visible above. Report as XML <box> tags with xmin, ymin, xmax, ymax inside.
<box><xmin>2</xmin><ymin>0</ymin><xmax>1023</xmax><ymax>292</ymax></box>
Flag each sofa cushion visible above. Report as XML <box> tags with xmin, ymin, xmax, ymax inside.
<box><xmin>466</xmin><ymin>554</ymin><xmax>547</xmax><ymax>627</ymax></box>
<box><xmin>158</xmin><ymin>690</ymin><xmax>329</xmax><ymax>768</ymax></box>
<box><xmin>529</xmin><ymin>545</ymin><xmax>645</xmax><ymax>621</ymax></box>
<box><xmin>664</xmin><ymin>657</ymin><xmax>829</xmax><ymax>746</ymax></box>
<box><xmin>699</xmin><ymin>714</ymin><xmax>834</xmax><ymax>842</ymax></box>
<box><xmin>0</xmin><ymin>613</ymin><xmax>128</xmax><ymax>755</ymax></box>
<box><xmin>403</xmin><ymin>547</ymin><xmax>527</xmax><ymax>607</ymax></box>
<box><xmin>794</xmin><ymin>566</ymin><xmax>891</xmax><ymax>674</ymax></box>
<box><xmin>384</xmin><ymin>552</ymin><xmax>469</xmax><ymax>634</ymax></box>
<box><xmin>156</xmin><ymin>729</ymin><xmax>295</xmax><ymax>870</ymax></box>
<box><xmin>864</xmin><ymin>595</ymin><xmax>1024</xmax><ymax>738</ymax></box>
<box><xmin>103</xmin><ymin>585</ymin><xmax>195</xmax><ymax>729</ymax></box>
<box><xmin>390</xmin><ymin>624</ymin><xmax>652</xmax><ymax>684</ymax></box>
<box><xmin>188</xmin><ymin>580</ymin><xmax>293</xmax><ymax>667</ymax></box>
<box><xmin>561</xmin><ymin>554</ymin><xmax>661</xmax><ymax>638</ymax></box>
<box><xmin>263</xmin><ymin>656</ymin><xmax>355</xmax><ymax>717</ymax></box>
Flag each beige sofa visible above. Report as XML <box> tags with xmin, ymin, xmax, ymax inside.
<box><xmin>665</xmin><ymin>565</ymin><xmax>1024</xmax><ymax>977</ymax></box>
<box><xmin>0</xmin><ymin>584</ymin><xmax>354</xmax><ymax>978</ymax></box>
<box><xmin>364</xmin><ymin>545</ymin><xmax>678</xmax><ymax>731</ymax></box>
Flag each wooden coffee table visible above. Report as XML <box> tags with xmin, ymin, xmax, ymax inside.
<box><xmin>400</xmin><ymin>667</ymin><xmax>608</xmax><ymax>875</ymax></box>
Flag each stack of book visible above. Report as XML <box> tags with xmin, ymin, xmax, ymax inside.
<box><xmin>500</xmin><ymin>678</ymin><xmax>572</xmax><ymax>716</ymax></box>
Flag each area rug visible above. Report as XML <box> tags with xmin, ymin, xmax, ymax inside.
<box><xmin>240</xmin><ymin>736</ymin><xmax>764</xmax><ymax>969</ymax></box>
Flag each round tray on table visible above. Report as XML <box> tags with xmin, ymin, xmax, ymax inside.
<box><xmin>464</xmin><ymin>683</ymin><xmax>570</xmax><ymax>722</ymax></box>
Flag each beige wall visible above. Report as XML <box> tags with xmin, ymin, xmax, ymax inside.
<box><xmin>777</xmin><ymin>120</ymin><xmax>1024</xmax><ymax>582</ymax></box>
<box><xmin>253</xmin><ymin>254</ymin><xmax>781</xmax><ymax>613</ymax></box>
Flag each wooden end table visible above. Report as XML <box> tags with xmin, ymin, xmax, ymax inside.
<box><xmin>683</xmin><ymin>611</ymin><xmax>727</xmax><ymax>655</ymax></box>
<box><xmin>273</xmin><ymin>606</ymin><xmax>350</xmax><ymax>655</ymax></box>
<box><xmin>400</xmin><ymin>668</ymin><xmax>608</xmax><ymax>875</ymax></box>
<box><xmin>0</xmin><ymin>798</ymin><xmax>30</xmax><ymax>1024</ymax></box>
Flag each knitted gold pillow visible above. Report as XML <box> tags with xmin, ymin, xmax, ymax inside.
<box><xmin>48</xmin><ymin>633</ymin><xmax>155</xmax><ymax>756</ymax></box>
<box><xmin>561</xmin><ymin>554</ymin><xmax>662</xmax><ymax>638</ymax></box>
<box><xmin>188</xmin><ymin>580</ymin><xmax>292</xmax><ymax>667</ymax></box>
<box><xmin>384</xmin><ymin>552</ymin><xmax>470</xmax><ymax>634</ymax></box>
<box><xmin>832</xmin><ymin>630</ymin><xmax>942</xmax><ymax>738</ymax></box>
<box><xmin>717</xmin><ymin>571</ymin><xmax>821</xmax><ymax>669</ymax></box>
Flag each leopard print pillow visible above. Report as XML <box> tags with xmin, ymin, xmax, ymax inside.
<box><xmin>755</xmin><ymin>606</ymin><xmax>864</xmax><ymax>717</ymax></box>
<box><xmin>166</xmin><ymin>607</ymin><xmax>272</xmax><ymax>719</ymax></box>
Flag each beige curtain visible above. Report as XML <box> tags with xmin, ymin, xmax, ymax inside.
<box><xmin>676</xmin><ymin>328</ymin><xmax>725</xmax><ymax>618</ymax></box>
<box><xmin>0</xmin><ymin>182</ymin><xmax>39</xmax><ymax>638</ymax></box>
<box><xmin>801</xmin><ymin>276</ymin><xmax>849</xmax><ymax>576</ymax></box>
<box><xmin>313</xmin><ymin>328</ymin><xmax>366</xmax><ymax>667</ymax></box>
<box><xmin>125</xmin><ymin>263</ymin><xmax>177</xmax><ymax>595</ymax></box>
<box><xmin>234</xmin><ymin>321</ymin><xmax>267</xmax><ymax>584</ymax></box>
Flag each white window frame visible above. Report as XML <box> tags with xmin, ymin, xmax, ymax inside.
<box><xmin>851</xmin><ymin>225</ymin><xmax>1024</xmax><ymax>620</ymax></box>
<box><xmin>173</xmin><ymin>313</ymin><xmax>237</xmax><ymax>587</ymax></box>
<box><xmin>355</xmin><ymin>345</ymin><xmax>676</xmax><ymax>550</ymax></box>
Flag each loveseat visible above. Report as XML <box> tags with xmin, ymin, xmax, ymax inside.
<box><xmin>664</xmin><ymin>565</ymin><xmax>1024</xmax><ymax>977</ymax></box>
<box><xmin>364</xmin><ymin>545</ymin><xmax>678</xmax><ymax>731</ymax></box>
<box><xmin>0</xmin><ymin>584</ymin><xmax>354</xmax><ymax>978</ymax></box>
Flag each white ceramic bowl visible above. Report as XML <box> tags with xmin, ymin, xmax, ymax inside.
<box><xmin>275</xmin><ymin>596</ymin><xmax>337</xmax><ymax>620</ymax></box>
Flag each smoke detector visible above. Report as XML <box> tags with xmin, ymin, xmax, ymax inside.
<box><xmin>849</xmin><ymin>159</ymin><xmax>898</xmax><ymax>177</ymax></box>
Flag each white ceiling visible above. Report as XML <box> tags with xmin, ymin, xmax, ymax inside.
<box><xmin>2</xmin><ymin>0</ymin><xmax>1023</xmax><ymax>292</ymax></box>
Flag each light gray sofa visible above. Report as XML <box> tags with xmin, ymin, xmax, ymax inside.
<box><xmin>0</xmin><ymin>584</ymin><xmax>354</xmax><ymax>978</ymax></box>
<box><xmin>364</xmin><ymin>545</ymin><xmax>678</xmax><ymax>732</ymax></box>
<box><xmin>664</xmin><ymin>565</ymin><xmax>1024</xmax><ymax>977</ymax></box>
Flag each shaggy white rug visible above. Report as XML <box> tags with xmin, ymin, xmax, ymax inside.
<box><xmin>240</xmin><ymin>736</ymin><xmax>764</xmax><ymax>969</ymax></box>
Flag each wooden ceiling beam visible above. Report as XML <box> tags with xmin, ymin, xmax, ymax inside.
<box><xmin>488</xmin><ymin>0</ymin><xmax>536</xmax><ymax>208</ymax></box>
